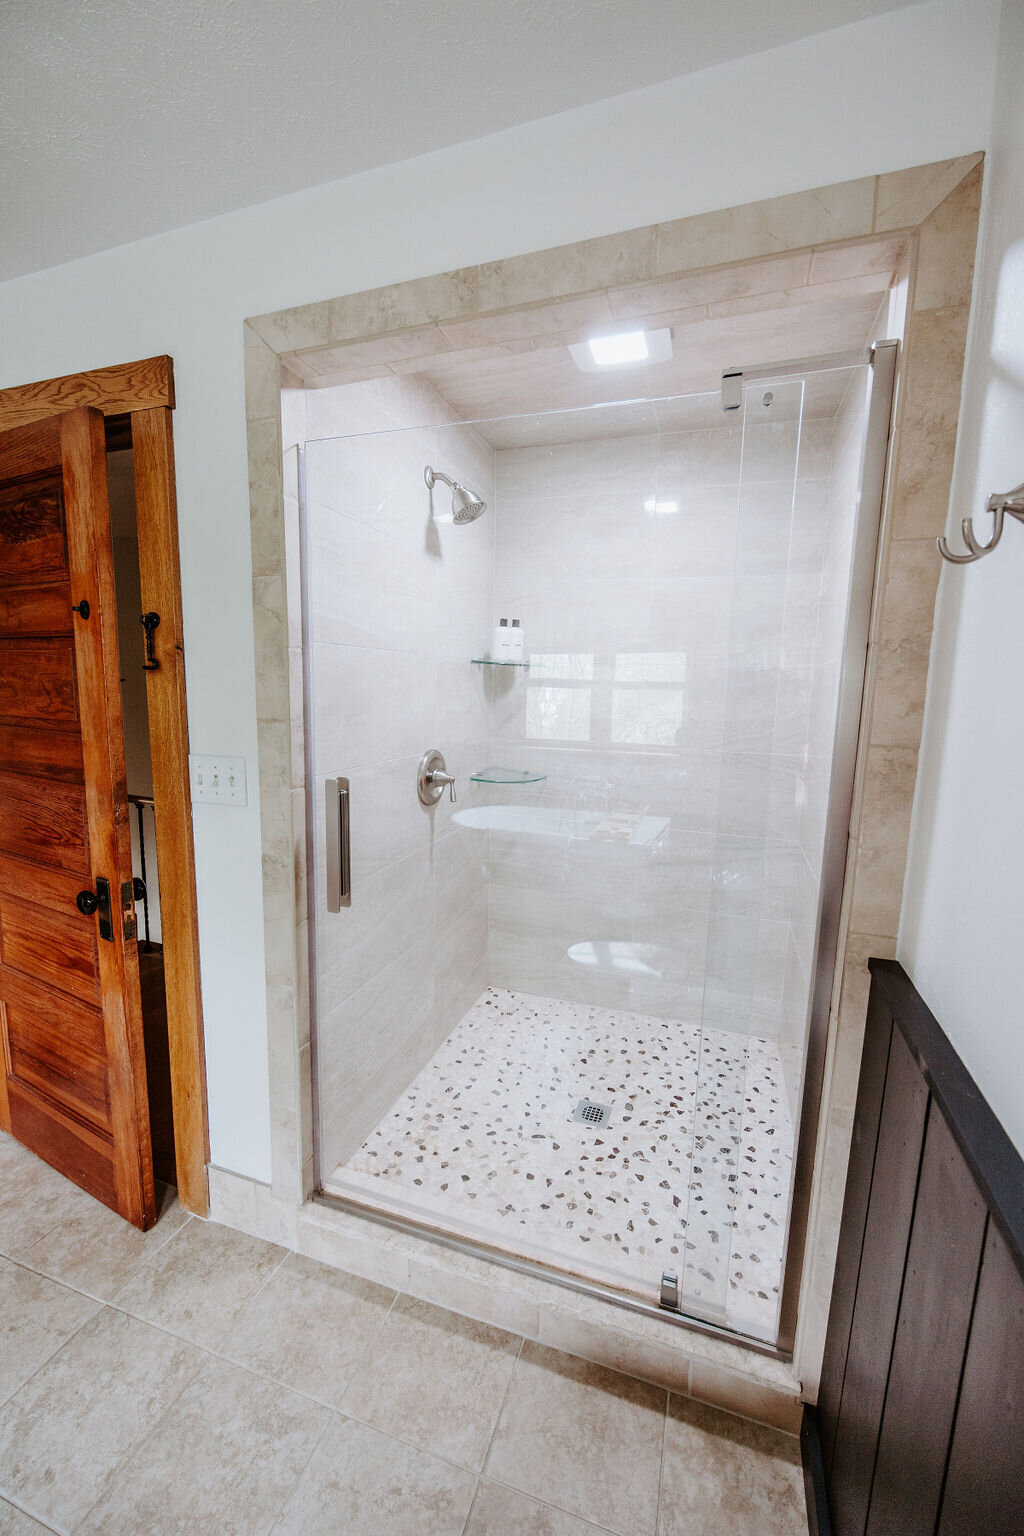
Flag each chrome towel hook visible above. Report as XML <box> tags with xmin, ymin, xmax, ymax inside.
<box><xmin>938</xmin><ymin>483</ymin><xmax>1024</xmax><ymax>564</ymax></box>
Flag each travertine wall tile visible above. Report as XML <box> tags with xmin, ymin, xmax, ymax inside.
<box><xmin>849</xmin><ymin>746</ymin><xmax>919</xmax><ymax>954</ymax></box>
<box><xmin>328</xmin><ymin>268</ymin><xmax>481</xmax><ymax>343</ymax></box>
<box><xmin>248</xmin><ymin>300</ymin><xmax>330</xmax><ymax>353</ymax></box>
<box><xmin>913</xmin><ymin>162</ymin><xmax>982</xmax><ymax>311</ymax></box>
<box><xmin>477</xmin><ymin>225</ymin><xmax>656</xmax><ymax>310</ymax></box>
<box><xmin>243</xmin><ymin>325</ymin><xmax>283</xmax><ymax>421</ymax></box>
<box><xmin>655</xmin><ymin>178</ymin><xmax>875</xmax><ymax>275</ymax></box>
<box><xmin>874</xmin><ymin>152</ymin><xmax>984</xmax><ymax>233</ymax></box>
<box><xmin>889</xmin><ymin>306</ymin><xmax>971</xmax><ymax>539</ymax></box>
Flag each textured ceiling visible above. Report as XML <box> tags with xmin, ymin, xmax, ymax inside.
<box><xmin>2</xmin><ymin>0</ymin><xmax>918</xmax><ymax>281</ymax></box>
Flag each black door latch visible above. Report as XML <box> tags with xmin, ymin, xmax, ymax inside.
<box><xmin>140</xmin><ymin>611</ymin><xmax>160</xmax><ymax>670</ymax></box>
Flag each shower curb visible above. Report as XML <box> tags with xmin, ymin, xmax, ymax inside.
<box><xmin>207</xmin><ymin>1164</ymin><xmax>804</xmax><ymax>1434</ymax></box>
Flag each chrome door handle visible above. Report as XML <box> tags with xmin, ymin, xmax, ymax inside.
<box><xmin>325</xmin><ymin>777</ymin><xmax>351</xmax><ymax>911</ymax></box>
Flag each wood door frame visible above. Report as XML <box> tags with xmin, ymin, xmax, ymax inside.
<box><xmin>0</xmin><ymin>357</ymin><xmax>209</xmax><ymax>1215</ymax></box>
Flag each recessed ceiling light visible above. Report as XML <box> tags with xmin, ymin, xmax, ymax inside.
<box><xmin>568</xmin><ymin>327</ymin><xmax>673</xmax><ymax>373</ymax></box>
<box><xmin>590</xmin><ymin>331</ymin><xmax>648</xmax><ymax>365</ymax></box>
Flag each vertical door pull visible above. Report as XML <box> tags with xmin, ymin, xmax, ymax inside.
<box><xmin>325</xmin><ymin>777</ymin><xmax>351</xmax><ymax>911</ymax></box>
<box><xmin>140</xmin><ymin>611</ymin><xmax>160</xmax><ymax>670</ymax></box>
<box><xmin>95</xmin><ymin>877</ymin><xmax>114</xmax><ymax>942</ymax></box>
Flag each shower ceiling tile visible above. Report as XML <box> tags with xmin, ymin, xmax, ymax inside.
<box><xmin>608</xmin><ymin>252</ymin><xmax>811</xmax><ymax>320</ymax></box>
<box><xmin>707</xmin><ymin>268</ymin><xmax>892</xmax><ymax>319</ymax></box>
<box><xmin>654</xmin><ymin>177</ymin><xmax>876</xmax><ymax>275</ymax></box>
<box><xmin>808</xmin><ymin>234</ymin><xmax>909</xmax><ymax>284</ymax></box>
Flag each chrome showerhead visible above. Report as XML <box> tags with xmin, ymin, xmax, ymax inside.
<box><xmin>424</xmin><ymin>465</ymin><xmax>487</xmax><ymax>524</ymax></box>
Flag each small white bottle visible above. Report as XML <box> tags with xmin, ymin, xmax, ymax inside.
<box><xmin>491</xmin><ymin>618</ymin><xmax>510</xmax><ymax>660</ymax></box>
<box><xmin>507</xmin><ymin>619</ymin><xmax>525</xmax><ymax>662</ymax></box>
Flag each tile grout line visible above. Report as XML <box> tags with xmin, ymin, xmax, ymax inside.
<box><xmin>655</xmin><ymin>1388</ymin><xmax>670</xmax><ymax>1536</ymax></box>
<box><xmin>0</xmin><ymin>1487</ymin><xmax>69</xmax><ymax>1536</ymax></box>
<box><xmin>478</xmin><ymin>1331</ymin><xmax>525</xmax><ymax>1484</ymax></box>
<box><xmin>5</xmin><ymin>1212</ymin><xmax>195</xmax><ymax>1309</ymax></box>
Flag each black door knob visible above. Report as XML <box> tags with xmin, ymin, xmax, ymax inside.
<box><xmin>76</xmin><ymin>889</ymin><xmax>99</xmax><ymax>916</ymax></box>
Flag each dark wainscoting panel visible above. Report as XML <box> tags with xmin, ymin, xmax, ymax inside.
<box><xmin>804</xmin><ymin>960</ymin><xmax>1024</xmax><ymax>1536</ymax></box>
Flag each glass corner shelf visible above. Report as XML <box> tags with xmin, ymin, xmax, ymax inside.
<box><xmin>470</xmin><ymin>656</ymin><xmax>530</xmax><ymax>668</ymax></box>
<box><xmin>470</xmin><ymin>766</ymin><xmax>547</xmax><ymax>785</ymax></box>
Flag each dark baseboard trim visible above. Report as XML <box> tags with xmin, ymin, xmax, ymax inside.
<box><xmin>800</xmin><ymin>1406</ymin><xmax>833</xmax><ymax>1536</ymax></box>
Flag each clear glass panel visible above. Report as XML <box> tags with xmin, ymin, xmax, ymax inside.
<box><xmin>303</xmin><ymin>368</ymin><xmax>871</xmax><ymax>1343</ymax></box>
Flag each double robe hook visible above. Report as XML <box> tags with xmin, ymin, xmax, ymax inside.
<box><xmin>938</xmin><ymin>483</ymin><xmax>1024</xmax><ymax>564</ymax></box>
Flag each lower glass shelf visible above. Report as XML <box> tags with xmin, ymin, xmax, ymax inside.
<box><xmin>470</xmin><ymin>657</ymin><xmax>530</xmax><ymax>668</ymax></box>
<box><xmin>470</xmin><ymin>766</ymin><xmax>547</xmax><ymax>785</ymax></box>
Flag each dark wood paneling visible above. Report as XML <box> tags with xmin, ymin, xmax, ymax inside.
<box><xmin>0</xmin><ymin>772</ymin><xmax>90</xmax><ymax>872</ymax></box>
<box><xmin>818</xmin><ymin>987</ymin><xmax>895</xmax><ymax>1476</ymax></box>
<box><xmin>0</xmin><ymin>582</ymin><xmax>73</xmax><ymax>637</ymax></box>
<box><xmin>1</xmin><ymin>979</ymin><xmax>110</xmax><ymax>1133</ymax></box>
<box><xmin>0</xmin><ymin>640</ymin><xmax>79</xmax><ymax>725</ymax></box>
<box><xmin>829</xmin><ymin>1026</ymin><xmax>929</xmax><ymax>1536</ymax></box>
<box><xmin>938</xmin><ymin>1224</ymin><xmax>1024</xmax><ymax>1536</ymax></box>
<box><xmin>866</xmin><ymin>1106</ymin><xmax>987</xmax><ymax>1536</ymax></box>
<box><xmin>813</xmin><ymin>962</ymin><xmax>1024</xmax><ymax>1536</ymax></box>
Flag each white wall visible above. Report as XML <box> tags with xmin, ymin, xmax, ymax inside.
<box><xmin>0</xmin><ymin>0</ymin><xmax>998</xmax><ymax>1181</ymax></box>
<box><xmin>900</xmin><ymin>0</ymin><xmax>1024</xmax><ymax>1152</ymax></box>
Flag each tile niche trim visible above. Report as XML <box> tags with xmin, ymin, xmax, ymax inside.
<box><xmin>242</xmin><ymin>153</ymin><xmax>984</xmax><ymax>1404</ymax></box>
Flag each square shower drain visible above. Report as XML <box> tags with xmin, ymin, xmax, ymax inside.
<box><xmin>573</xmin><ymin>1099</ymin><xmax>611</xmax><ymax>1128</ymax></box>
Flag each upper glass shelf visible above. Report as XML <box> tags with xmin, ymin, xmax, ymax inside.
<box><xmin>470</xmin><ymin>657</ymin><xmax>530</xmax><ymax>668</ymax></box>
<box><xmin>470</xmin><ymin>766</ymin><xmax>547</xmax><ymax>785</ymax></box>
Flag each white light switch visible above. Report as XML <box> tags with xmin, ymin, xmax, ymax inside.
<box><xmin>189</xmin><ymin>754</ymin><xmax>248</xmax><ymax>806</ymax></box>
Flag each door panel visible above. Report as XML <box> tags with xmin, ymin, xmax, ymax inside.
<box><xmin>0</xmin><ymin>640</ymin><xmax>79</xmax><ymax>723</ymax></box>
<box><xmin>0</xmin><ymin>892</ymin><xmax>101</xmax><ymax>1005</ymax></box>
<box><xmin>0</xmin><ymin>407</ymin><xmax>155</xmax><ymax>1227</ymax></box>
<box><xmin>0</xmin><ymin>584</ymin><xmax>74</xmax><ymax>637</ymax></box>
<box><xmin>0</xmin><ymin>772</ymin><xmax>90</xmax><ymax>872</ymax></box>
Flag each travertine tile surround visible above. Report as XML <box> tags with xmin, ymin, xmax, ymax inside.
<box><xmin>244</xmin><ymin>154</ymin><xmax>982</xmax><ymax>1404</ymax></box>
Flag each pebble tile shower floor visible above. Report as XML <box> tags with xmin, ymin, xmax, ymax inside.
<box><xmin>329</xmin><ymin>988</ymin><xmax>794</xmax><ymax>1340</ymax></box>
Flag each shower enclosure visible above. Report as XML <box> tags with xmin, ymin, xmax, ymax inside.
<box><xmin>297</xmin><ymin>343</ymin><xmax>895</xmax><ymax>1350</ymax></box>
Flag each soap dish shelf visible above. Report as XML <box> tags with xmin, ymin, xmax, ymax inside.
<box><xmin>470</xmin><ymin>767</ymin><xmax>547</xmax><ymax>785</ymax></box>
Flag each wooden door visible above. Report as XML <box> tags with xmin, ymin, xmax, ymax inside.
<box><xmin>0</xmin><ymin>406</ymin><xmax>155</xmax><ymax>1228</ymax></box>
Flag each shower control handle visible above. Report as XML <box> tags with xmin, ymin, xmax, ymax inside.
<box><xmin>417</xmin><ymin>749</ymin><xmax>456</xmax><ymax>806</ymax></box>
<box><xmin>325</xmin><ymin>777</ymin><xmax>351</xmax><ymax>912</ymax></box>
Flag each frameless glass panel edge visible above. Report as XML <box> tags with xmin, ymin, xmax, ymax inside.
<box><xmin>774</xmin><ymin>339</ymin><xmax>899</xmax><ymax>1354</ymax></box>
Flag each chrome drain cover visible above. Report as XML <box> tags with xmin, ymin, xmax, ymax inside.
<box><xmin>573</xmin><ymin>1099</ymin><xmax>611</xmax><ymax>1128</ymax></box>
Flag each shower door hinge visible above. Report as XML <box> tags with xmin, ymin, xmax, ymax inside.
<box><xmin>721</xmin><ymin>369</ymin><xmax>743</xmax><ymax>412</ymax></box>
<box><xmin>659</xmin><ymin>1271</ymin><xmax>681</xmax><ymax>1311</ymax></box>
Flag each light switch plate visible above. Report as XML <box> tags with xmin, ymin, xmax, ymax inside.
<box><xmin>189</xmin><ymin>754</ymin><xmax>247</xmax><ymax>806</ymax></box>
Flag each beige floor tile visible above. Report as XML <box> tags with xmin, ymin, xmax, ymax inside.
<box><xmin>77</xmin><ymin>1354</ymin><xmax>332</xmax><ymax>1536</ymax></box>
<box><xmin>17</xmin><ymin>1183</ymin><xmax>189</xmax><ymax>1300</ymax></box>
<box><xmin>0</xmin><ymin>1498</ymin><xmax>53</xmax><ymax>1535</ymax></box>
<box><xmin>467</xmin><ymin>1479</ymin><xmax>619</xmax><ymax>1534</ymax></box>
<box><xmin>111</xmin><ymin>1216</ymin><xmax>286</xmax><ymax>1347</ymax></box>
<box><xmin>342</xmin><ymin>1294</ymin><xmax>521</xmax><ymax>1472</ymax></box>
<box><xmin>0</xmin><ymin>1139</ymin><xmax>89</xmax><ymax>1259</ymax></box>
<box><xmin>219</xmin><ymin>1253</ymin><xmax>395</xmax><ymax>1408</ymax></box>
<box><xmin>0</xmin><ymin>1261</ymin><xmax>100</xmax><ymax>1407</ymax></box>
<box><xmin>0</xmin><ymin>1307</ymin><xmax>204</xmax><ymax>1531</ymax></box>
<box><xmin>271</xmin><ymin>1417</ymin><xmax>476</xmax><ymax>1536</ymax></box>
<box><xmin>485</xmin><ymin>1342</ymin><xmax>666</xmax><ymax>1536</ymax></box>
<box><xmin>659</xmin><ymin>1396</ymin><xmax>805</xmax><ymax>1536</ymax></box>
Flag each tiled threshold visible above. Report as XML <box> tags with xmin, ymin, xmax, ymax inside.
<box><xmin>208</xmin><ymin>1166</ymin><xmax>803</xmax><ymax>1434</ymax></box>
